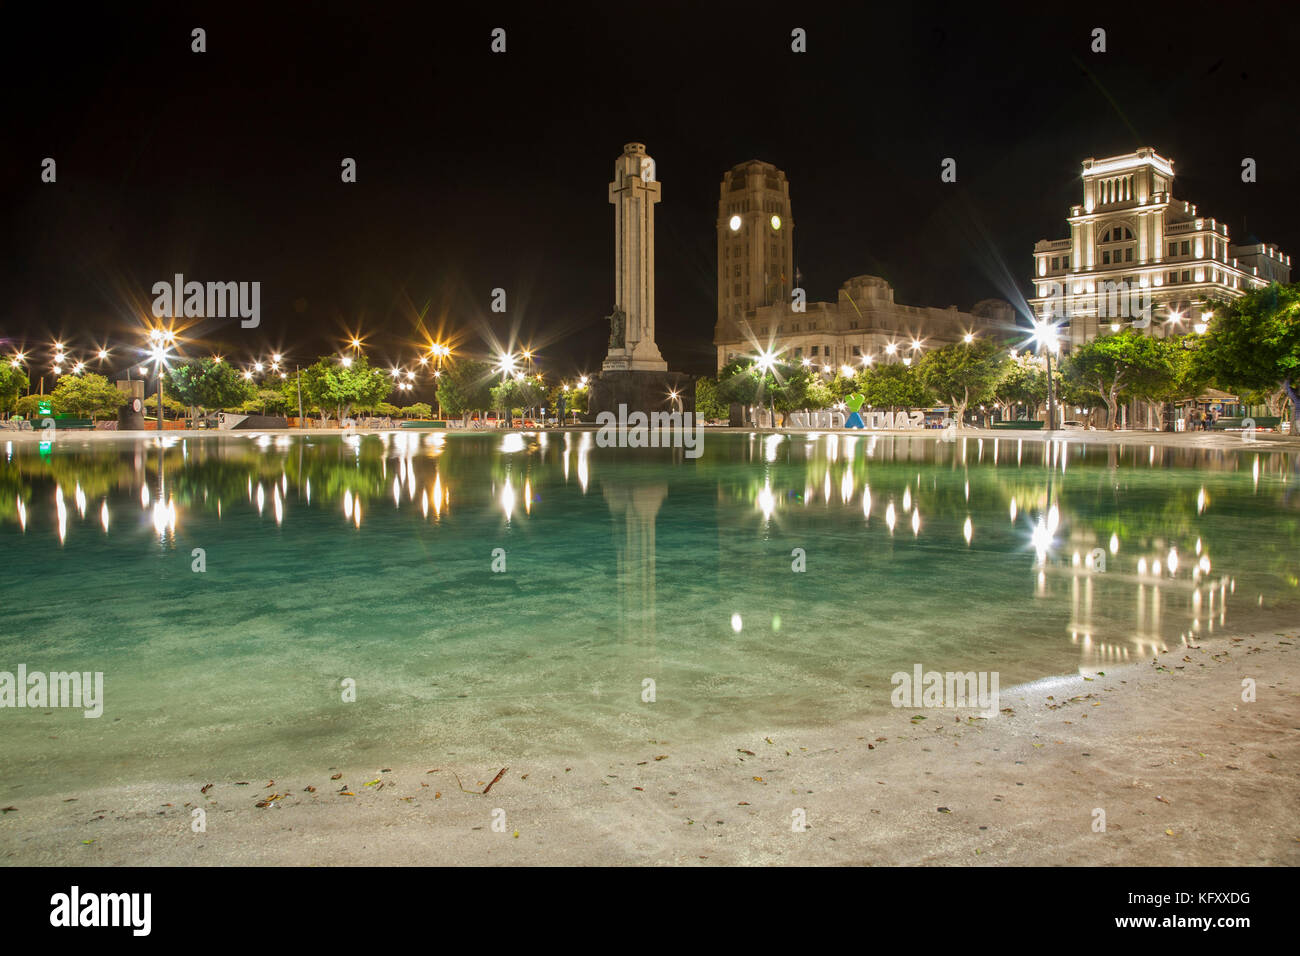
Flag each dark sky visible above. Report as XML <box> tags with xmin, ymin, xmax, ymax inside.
<box><xmin>3</xmin><ymin>1</ymin><xmax>1297</xmax><ymax>389</ymax></box>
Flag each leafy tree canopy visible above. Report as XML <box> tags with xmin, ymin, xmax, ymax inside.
<box><xmin>50</xmin><ymin>373</ymin><xmax>127</xmax><ymax>419</ymax></box>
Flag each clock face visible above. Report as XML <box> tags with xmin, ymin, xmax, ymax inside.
<box><xmin>728</xmin><ymin>215</ymin><xmax>741</xmax><ymax>232</ymax></box>
<box><xmin>770</xmin><ymin>215</ymin><xmax>781</xmax><ymax>231</ymax></box>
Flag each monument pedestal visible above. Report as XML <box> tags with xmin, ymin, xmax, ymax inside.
<box><xmin>588</xmin><ymin>369</ymin><xmax>695</xmax><ymax>419</ymax></box>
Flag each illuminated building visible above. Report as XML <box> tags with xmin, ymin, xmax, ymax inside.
<box><xmin>1030</xmin><ymin>148</ymin><xmax>1291</xmax><ymax>348</ymax></box>
<box><xmin>712</xmin><ymin>160</ymin><xmax>1011</xmax><ymax>372</ymax></box>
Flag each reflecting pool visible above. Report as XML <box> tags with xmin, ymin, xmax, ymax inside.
<box><xmin>2</xmin><ymin>431</ymin><xmax>1297</xmax><ymax>796</ymax></box>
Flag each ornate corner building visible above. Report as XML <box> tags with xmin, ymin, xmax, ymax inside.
<box><xmin>712</xmin><ymin>160</ymin><xmax>1012</xmax><ymax>374</ymax></box>
<box><xmin>1030</xmin><ymin>148</ymin><xmax>1291</xmax><ymax>350</ymax></box>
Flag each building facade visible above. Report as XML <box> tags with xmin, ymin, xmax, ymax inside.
<box><xmin>712</xmin><ymin>160</ymin><xmax>1012</xmax><ymax>373</ymax></box>
<box><xmin>1030</xmin><ymin>148</ymin><xmax>1291</xmax><ymax>349</ymax></box>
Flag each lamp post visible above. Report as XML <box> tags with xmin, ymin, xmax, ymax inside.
<box><xmin>144</xmin><ymin>329</ymin><xmax>174</xmax><ymax>432</ymax></box>
<box><xmin>755</xmin><ymin>348</ymin><xmax>778</xmax><ymax>429</ymax></box>
<box><xmin>1032</xmin><ymin>320</ymin><xmax>1060</xmax><ymax>430</ymax></box>
<box><xmin>151</xmin><ymin>355</ymin><xmax>165</xmax><ymax>431</ymax></box>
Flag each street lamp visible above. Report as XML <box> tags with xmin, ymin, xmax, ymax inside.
<box><xmin>755</xmin><ymin>348</ymin><xmax>779</xmax><ymax>428</ymax></box>
<box><xmin>146</xmin><ymin>340</ymin><xmax>173</xmax><ymax>432</ymax></box>
<box><xmin>1031</xmin><ymin>319</ymin><xmax>1061</xmax><ymax>430</ymax></box>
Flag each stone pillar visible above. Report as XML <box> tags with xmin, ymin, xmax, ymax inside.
<box><xmin>605</xmin><ymin>142</ymin><xmax>667</xmax><ymax>373</ymax></box>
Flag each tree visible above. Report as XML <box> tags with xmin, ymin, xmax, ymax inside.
<box><xmin>916</xmin><ymin>338</ymin><xmax>1006</xmax><ymax>426</ymax></box>
<box><xmin>1061</xmin><ymin>330</ymin><xmax>1168</xmax><ymax>429</ymax></box>
<box><xmin>50</xmin><ymin>373</ymin><xmax>127</xmax><ymax>420</ymax></box>
<box><xmin>804</xmin><ymin>377</ymin><xmax>834</xmax><ymax>412</ymax></box>
<box><xmin>490</xmin><ymin>377</ymin><xmax>544</xmax><ymax>420</ymax></box>
<box><xmin>991</xmin><ymin>355</ymin><xmax>1048</xmax><ymax>420</ymax></box>
<box><xmin>1193</xmin><ymin>282</ymin><xmax>1300</xmax><ymax>434</ymax></box>
<box><xmin>14</xmin><ymin>394</ymin><xmax>47</xmax><ymax>419</ymax></box>
<box><xmin>693</xmin><ymin>377</ymin><xmax>728</xmax><ymax>422</ymax></box>
<box><xmin>717</xmin><ymin>358</ymin><xmax>803</xmax><ymax>424</ymax></box>
<box><xmin>548</xmin><ymin>383</ymin><xmax>588</xmax><ymax>422</ymax></box>
<box><xmin>0</xmin><ymin>363</ymin><xmax>28</xmax><ymax>414</ymax></box>
<box><xmin>860</xmin><ymin>362</ymin><xmax>927</xmax><ymax>413</ymax></box>
<box><xmin>401</xmin><ymin>402</ymin><xmax>433</xmax><ymax>418</ymax></box>
<box><xmin>144</xmin><ymin>393</ymin><xmax>185</xmax><ymax>416</ymax></box>
<box><xmin>1132</xmin><ymin>336</ymin><xmax>1209</xmax><ymax>431</ymax></box>
<box><xmin>299</xmin><ymin>354</ymin><xmax>392</xmax><ymax>423</ymax></box>
<box><xmin>436</xmin><ymin>360</ymin><xmax>494</xmax><ymax>422</ymax></box>
<box><xmin>1057</xmin><ymin>374</ymin><xmax>1101</xmax><ymax>427</ymax></box>
<box><xmin>241</xmin><ymin>388</ymin><xmax>289</xmax><ymax>416</ymax></box>
<box><xmin>771</xmin><ymin>367</ymin><xmax>812</xmax><ymax>424</ymax></box>
<box><xmin>166</xmin><ymin>358</ymin><xmax>256</xmax><ymax>424</ymax></box>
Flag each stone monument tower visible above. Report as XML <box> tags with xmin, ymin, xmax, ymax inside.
<box><xmin>590</xmin><ymin>142</ymin><xmax>692</xmax><ymax>416</ymax></box>
<box><xmin>604</xmin><ymin>143</ymin><xmax>668</xmax><ymax>372</ymax></box>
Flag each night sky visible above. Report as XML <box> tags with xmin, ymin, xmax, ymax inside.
<box><xmin>3</xmin><ymin>1</ymin><xmax>1297</xmax><ymax>389</ymax></box>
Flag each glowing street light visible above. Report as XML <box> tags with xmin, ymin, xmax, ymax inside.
<box><xmin>963</xmin><ymin>332</ymin><xmax>974</xmax><ymax>344</ymax></box>
<box><xmin>884</xmin><ymin>343</ymin><xmax>897</xmax><ymax>356</ymax></box>
<box><xmin>1031</xmin><ymin>319</ymin><xmax>1061</xmax><ymax>429</ymax></box>
<box><xmin>754</xmin><ymin>348</ymin><xmax>780</xmax><ymax>428</ymax></box>
<box><xmin>144</xmin><ymin>334</ymin><xmax>174</xmax><ymax>433</ymax></box>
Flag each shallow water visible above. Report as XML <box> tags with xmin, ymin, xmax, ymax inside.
<box><xmin>1</xmin><ymin>431</ymin><xmax>1297</xmax><ymax>797</ymax></box>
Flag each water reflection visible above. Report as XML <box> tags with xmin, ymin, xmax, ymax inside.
<box><xmin>1</xmin><ymin>433</ymin><xmax>1298</xmax><ymax>682</ymax></box>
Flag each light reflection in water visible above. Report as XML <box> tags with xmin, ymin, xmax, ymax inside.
<box><xmin>1</xmin><ymin>432</ymin><xmax>1296</xmax><ymax>683</ymax></box>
